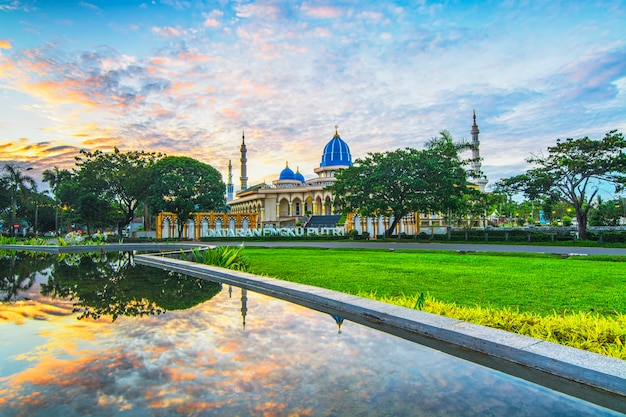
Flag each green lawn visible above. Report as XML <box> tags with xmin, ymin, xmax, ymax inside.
<box><xmin>244</xmin><ymin>247</ymin><xmax>626</xmax><ymax>316</ymax></box>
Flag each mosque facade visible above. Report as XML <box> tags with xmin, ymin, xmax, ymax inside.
<box><xmin>227</xmin><ymin>114</ymin><xmax>488</xmax><ymax>235</ymax></box>
<box><xmin>227</xmin><ymin>126</ymin><xmax>352</xmax><ymax>228</ymax></box>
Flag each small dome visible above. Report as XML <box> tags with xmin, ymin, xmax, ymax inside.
<box><xmin>321</xmin><ymin>127</ymin><xmax>352</xmax><ymax>167</ymax></box>
<box><xmin>294</xmin><ymin>167</ymin><xmax>305</xmax><ymax>183</ymax></box>
<box><xmin>279</xmin><ymin>161</ymin><xmax>295</xmax><ymax>180</ymax></box>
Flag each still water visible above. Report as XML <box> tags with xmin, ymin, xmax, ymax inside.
<box><xmin>0</xmin><ymin>252</ymin><xmax>621</xmax><ymax>417</ymax></box>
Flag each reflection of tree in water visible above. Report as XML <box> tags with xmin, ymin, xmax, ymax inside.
<box><xmin>40</xmin><ymin>252</ymin><xmax>222</xmax><ymax>321</ymax></box>
<box><xmin>0</xmin><ymin>251</ymin><xmax>54</xmax><ymax>302</ymax></box>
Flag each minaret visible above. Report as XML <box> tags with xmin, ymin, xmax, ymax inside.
<box><xmin>239</xmin><ymin>131</ymin><xmax>248</xmax><ymax>190</ymax></box>
<box><xmin>227</xmin><ymin>160</ymin><xmax>234</xmax><ymax>201</ymax></box>
<box><xmin>470</xmin><ymin>111</ymin><xmax>488</xmax><ymax>192</ymax></box>
<box><xmin>240</xmin><ymin>288</ymin><xmax>248</xmax><ymax>330</ymax></box>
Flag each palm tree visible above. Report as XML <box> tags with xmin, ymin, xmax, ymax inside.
<box><xmin>42</xmin><ymin>166</ymin><xmax>71</xmax><ymax>192</ymax></box>
<box><xmin>43</xmin><ymin>166</ymin><xmax>72</xmax><ymax>234</ymax></box>
<box><xmin>2</xmin><ymin>164</ymin><xmax>36</xmax><ymax>237</ymax></box>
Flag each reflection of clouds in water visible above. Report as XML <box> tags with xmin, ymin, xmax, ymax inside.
<box><xmin>0</xmin><ymin>287</ymin><xmax>618</xmax><ymax>416</ymax></box>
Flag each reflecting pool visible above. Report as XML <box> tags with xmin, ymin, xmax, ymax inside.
<box><xmin>0</xmin><ymin>252</ymin><xmax>622</xmax><ymax>416</ymax></box>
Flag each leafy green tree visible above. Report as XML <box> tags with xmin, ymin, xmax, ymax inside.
<box><xmin>589</xmin><ymin>197</ymin><xmax>624</xmax><ymax>226</ymax></box>
<box><xmin>332</xmin><ymin>131</ymin><xmax>471</xmax><ymax>237</ymax></box>
<box><xmin>147</xmin><ymin>156</ymin><xmax>226</xmax><ymax>237</ymax></box>
<box><xmin>499</xmin><ymin>130</ymin><xmax>626</xmax><ymax>239</ymax></box>
<box><xmin>456</xmin><ymin>187</ymin><xmax>500</xmax><ymax>227</ymax></box>
<box><xmin>1</xmin><ymin>164</ymin><xmax>36</xmax><ymax>236</ymax></box>
<box><xmin>20</xmin><ymin>189</ymin><xmax>56</xmax><ymax>235</ymax></box>
<box><xmin>42</xmin><ymin>166</ymin><xmax>72</xmax><ymax>193</ymax></box>
<box><xmin>76</xmin><ymin>192</ymin><xmax>117</xmax><ymax>235</ymax></box>
<box><xmin>74</xmin><ymin>148</ymin><xmax>163</xmax><ymax>235</ymax></box>
<box><xmin>42</xmin><ymin>166</ymin><xmax>73</xmax><ymax>233</ymax></box>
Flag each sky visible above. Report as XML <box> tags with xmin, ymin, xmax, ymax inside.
<box><xmin>1</xmin><ymin>0</ymin><xmax>625</xmax><ymax>196</ymax></box>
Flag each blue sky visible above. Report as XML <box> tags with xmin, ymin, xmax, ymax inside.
<box><xmin>1</xmin><ymin>0</ymin><xmax>625</xmax><ymax>196</ymax></box>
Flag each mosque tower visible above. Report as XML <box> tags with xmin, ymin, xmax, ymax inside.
<box><xmin>227</xmin><ymin>160</ymin><xmax>234</xmax><ymax>201</ymax></box>
<box><xmin>240</xmin><ymin>131</ymin><xmax>248</xmax><ymax>191</ymax></box>
<box><xmin>240</xmin><ymin>288</ymin><xmax>248</xmax><ymax>330</ymax></box>
<box><xmin>470</xmin><ymin>111</ymin><xmax>488</xmax><ymax>192</ymax></box>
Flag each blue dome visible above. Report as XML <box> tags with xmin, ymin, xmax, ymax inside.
<box><xmin>279</xmin><ymin>163</ymin><xmax>295</xmax><ymax>180</ymax></box>
<box><xmin>321</xmin><ymin>129</ymin><xmax>352</xmax><ymax>167</ymax></box>
<box><xmin>294</xmin><ymin>168</ymin><xmax>305</xmax><ymax>183</ymax></box>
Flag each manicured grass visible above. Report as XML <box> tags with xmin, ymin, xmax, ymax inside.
<box><xmin>243</xmin><ymin>247</ymin><xmax>626</xmax><ymax>358</ymax></box>
<box><xmin>244</xmin><ymin>247</ymin><xmax>626</xmax><ymax>316</ymax></box>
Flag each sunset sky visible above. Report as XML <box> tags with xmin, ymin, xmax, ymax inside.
<box><xmin>1</xmin><ymin>0</ymin><xmax>625</xmax><ymax>194</ymax></box>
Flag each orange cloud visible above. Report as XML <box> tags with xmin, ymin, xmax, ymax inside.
<box><xmin>168</xmin><ymin>81</ymin><xmax>195</xmax><ymax>94</ymax></box>
<box><xmin>20</xmin><ymin>79</ymin><xmax>98</xmax><ymax>106</ymax></box>
<box><xmin>0</xmin><ymin>57</ymin><xmax>16</xmax><ymax>77</ymax></box>
<box><xmin>0</xmin><ymin>39</ymin><xmax>11</xmax><ymax>49</ymax></box>
<box><xmin>0</xmin><ymin>138</ymin><xmax>75</xmax><ymax>162</ymax></box>
<box><xmin>80</xmin><ymin>136</ymin><xmax>122</xmax><ymax>148</ymax></box>
<box><xmin>0</xmin><ymin>301</ymin><xmax>72</xmax><ymax>325</ymax></box>
<box><xmin>203</xmin><ymin>9</ymin><xmax>223</xmax><ymax>28</ymax></box>
<box><xmin>219</xmin><ymin>107</ymin><xmax>239</xmax><ymax>120</ymax></box>
<box><xmin>177</xmin><ymin>50</ymin><xmax>211</xmax><ymax>63</ymax></box>
<box><xmin>148</xmin><ymin>107</ymin><xmax>176</xmax><ymax>118</ymax></box>
<box><xmin>300</xmin><ymin>4</ymin><xmax>343</xmax><ymax>19</ymax></box>
<box><xmin>152</xmin><ymin>26</ymin><xmax>181</xmax><ymax>38</ymax></box>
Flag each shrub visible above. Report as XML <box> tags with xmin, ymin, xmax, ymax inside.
<box><xmin>190</xmin><ymin>245</ymin><xmax>250</xmax><ymax>272</ymax></box>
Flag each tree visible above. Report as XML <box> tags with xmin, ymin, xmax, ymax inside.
<box><xmin>499</xmin><ymin>130</ymin><xmax>626</xmax><ymax>239</ymax></box>
<box><xmin>43</xmin><ymin>167</ymin><xmax>73</xmax><ymax>233</ymax></box>
<box><xmin>332</xmin><ymin>131</ymin><xmax>471</xmax><ymax>237</ymax></box>
<box><xmin>76</xmin><ymin>192</ymin><xmax>117</xmax><ymax>235</ymax></box>
<box><xmin>74</xmin><ymin>148</ymin><xmax>163</xmax><ymax>235</ymax></box>
<box><xmin>589</xmin><ymin>197</ymin><xmax>624</xmax><ymax>226</ymax></box>
<box><xmin>1</xmin><ymin>164</ymin><xmax>36</xmax><ymax>236</ymax></box>
<box><xmin>147</xmin><ymin>156</ymin><xmax>226</xmax><ymax>237</ymax></box>
<box><xmin>42</xmin><ymin>166</ymin><xmax>72</xmax><ymax>193</ymax></box>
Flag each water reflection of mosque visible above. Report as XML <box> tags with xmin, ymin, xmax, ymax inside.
<box><xmin>227</xmin><ymin>285</ymin><xmax>344</xmax><ymax>334</ymax></box>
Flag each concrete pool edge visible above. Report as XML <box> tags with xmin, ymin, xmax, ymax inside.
<box><xmin>134</xmin><ymin>253</ymin><xmax>626</xmax><ymax>413</ymax></box>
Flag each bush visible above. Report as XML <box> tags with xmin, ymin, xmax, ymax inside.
<box><xmin>190</xmin><ymin>245</ymin><xmax>250</xmax><ymax>271</ymax></box>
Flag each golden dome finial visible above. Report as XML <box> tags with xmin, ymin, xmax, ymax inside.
<box><xmin>334</xmin><ymin>124</ymin><xmax>339</xmax><ymax>137</ymax></box>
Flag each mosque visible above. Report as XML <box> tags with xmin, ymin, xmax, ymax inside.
<box><xmin>156</xmin><ymin>114</ymin><xmax>487</xmax><ymax>239</ymax></box>
<box><xmin>227</xmin><ymin>125</ymin><xmax>353</xmax><ymax>228</ymax></box>
<box><xmin>227</xmin><ymin>113</ymin><xmax>488</xmax><ymax>234</ymax></box>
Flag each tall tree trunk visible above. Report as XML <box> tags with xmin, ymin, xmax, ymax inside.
<box><xmin>143</xmin><ymin>202</ymin><xmax>150</xmax><ymax>231</ymax></box>
<box><xmin>577</xmin><ymin>211</ymin><xmax>588</xmax><ymax>240</ymax></box>
<box><xmin>384</xmin><ymin>215</ymin><xmax>401</xmax><ymax>238</ymax></box>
